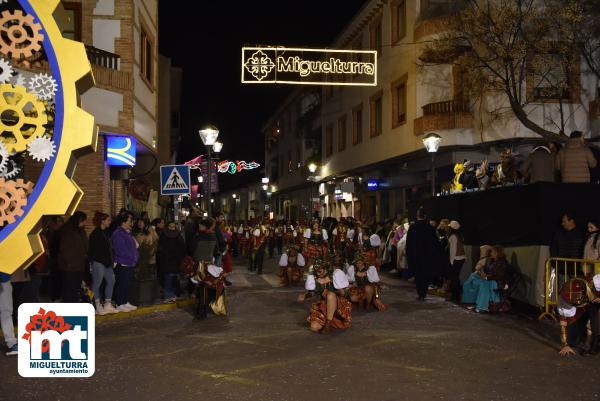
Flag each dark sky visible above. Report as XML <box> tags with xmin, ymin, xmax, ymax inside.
<box><xmin>158</xmin><ymin>0</ymin><xmax>367</xmax><ymax>190</ymax></box>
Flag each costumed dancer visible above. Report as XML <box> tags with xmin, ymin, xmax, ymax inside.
<box><xmin>558</xmin><ymin>277</ymin><xmax>599</xmax><ymax>356</ymax></box>
<box><xmin>333</xmin><ymin>219</ymin><xmax>349</xmax><ymax>262</ymax></box>
<box><xmin>249</xmin><ymin>227</ymin><xmax>266</xmax><ymax>274</ymax></box>
<box><xmin>303</xmin><ymin>220</ymin><xmax>329</xmax><ymax>266</ymax></box>
<box><xmin>279</xmin><ymin>246</ymin><xmax>306</xmax><ymax>287</ymax></box>
<box><xmin>298</xmin><ymin>259</ymin><xmax>352</xmax><ymax>333</ymax></box>
<box><xmin>191</xmin><ymin>263</ymin><xmax>227</xmax><ymax>318</ymax></box>
<box><xmin>346</xmin><ymin>254</ymin><xmax>387</xmax><ymax>311</ymax></box>
<box><xmin>360</xmin><ymin>229</ymin><xmax>381</xmax><ymax>271</ymax></box>
<box><xmin>238</xmin><ymin>225</ymin><xmax>249</xmax><ymax>258</ymax></box>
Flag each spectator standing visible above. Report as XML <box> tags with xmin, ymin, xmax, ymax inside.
<box><xmin>447</xmin><ymin>220</ymin><xmax>466</xmax><ymax>302</ymax></box>
<box><xmin>89</xmin><ymin>211</ymin><xmax>118</xmax><ymax>315</ymax></box>
<box><xmin>10</xmin><ymin>267</ymin><xmax>32</xmax><ymax>316</ymax></box>
<box><xmin>213</xmin><ymin>213</ymin><xmax>226</xmax><ymax>266</ymax></box>
<box><xmin>406</xmin><ymin>208</ymin><xmax>446</xmax><ymax>301</ymax></box>
<box><xmin>158</xmin><ymin>221</ymin><xmax>186</xmax><ymax>302</ymax></box>
<box><xmin>583</xmin><ymin>219</ymin><xmax>600</xmax><ymax>277</ymax></box>
<box><xmin>0</xmin><ymin>272</ymin><xmax>17</xmax><ymax>356</ymax></box>
<box><xmin>551</xmin><ymin>213</ymin><xmax>585</xmax><ymax>259</ymax></box>
<box><xmin>151</xmin><ymin>218</ymin><xmax>166</xmax><ymax>235</ymax></box>
<box><xmin>112</xmin><ymin>213</ymin><xmax>139</xmax><ymax>312</ymax></box>
<box><xmin>556</xmin><ymin>131</ymin><xmax>597</xmax><ymax>183</ymax></box>
<box><xmin>58</xmin><ymin>212</ymin><xmax>88</xmax><ymax>302</ymax></box>
<box><xmin>133</xmin><ymin>219</ymin><xmax>159</xmax><ymax>281</ymax></box>
<box><xmin>522</xmin><ymin>145</ymin><xmax>555</xmax><ymax>183</ymax></box>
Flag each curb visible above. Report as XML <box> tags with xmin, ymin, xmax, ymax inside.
<box><xmin>96</xmin><ymin>299</ymin><xmax>194</xmax><ymax>324</ymax></box>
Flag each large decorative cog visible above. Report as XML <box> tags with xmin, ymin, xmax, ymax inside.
<box><xmin>27</xmin><ymin>136</ymin><xmax>56</xmax><ymax>162</ymax></box>
<box><xmin>0</xmin><ymin>0</ymin><xmax>97</xmax><ymax>275</ymax></box>
<box><xmin>0</xmin><ymin>178</ymin><xmax>27</xmax><ymax>227</ymax></box>
<box><xmin>0</xmin><ymin>9</ymin><xmax>44</xmax><ymax>60</ymax></box>
<box><xmin>0</xmin><ymin>83</ymin><xmax>49</xmax><ymax>153</ymax></box>
<box><xmin>0</xmin><ymin>57</ymin><xmax>12</xmax><ymax>83</ymax></box>
<box><xmin>27</xmin><ymin>73</ymin><xmax>58</xmax><ymax>100</ymax></box>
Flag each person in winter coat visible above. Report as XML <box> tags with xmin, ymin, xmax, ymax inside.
<box><xmin>158</xmin><ymin>221</ymin><xmax>186</xmax><ymax>302</ymax></box>
<box><xmin>522</xmin><ymin>145</ymin><xmax>555</xmax><ymax>183</ymax></box>
<box><xmin>406</xmin><ymin>208</ymin><xmax>446</xmax><ymax>301</ymax></box>
<box><xmin>556</xmin><ymin>131</ymin><xmax>597</xmax><ymax>183</ymax></box>
<box><xmin>89</xmin><ymin>211</ymin><xmax>118</xmax><ymax>315</ymax></box>
<box><xmin>112</xmin><ymin>213</ymin><xmax>139</xmax><ymax>312</ymax></box>
<box><xmin>58</xmin><ymin>211</ymin><xmax>89</xmax><ymax>302</ymax></box>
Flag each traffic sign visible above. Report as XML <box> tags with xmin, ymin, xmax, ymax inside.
<box><xmin>160</xmin><ymin>165</ymin><xmax>191</xmax><ymax>195</ymax></box>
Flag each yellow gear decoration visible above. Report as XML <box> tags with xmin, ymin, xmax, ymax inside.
<box><xmin>0</xmin><ymin>0</ymin><xmax>97</xmax><ymax>274</ymax></box>
<box><xmin>0</xmin><ymin>83</ymin><xmax>48</xmax><ymax>153</ymax></box>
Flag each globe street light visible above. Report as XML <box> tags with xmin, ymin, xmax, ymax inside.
<box><xmin>308</xmin><ymin>162</ymin><xmax>318</xmax><ymax>174</ymax></box>
<box><xmin>213</xmin><ymin>141</ymin><xmax>223</xmax><ymax>154</ymax></box>
<box><xmin>199</xmin><ymin>124</ymin><xmax>220</xmax><ymax>217</ymax></box>
<box><xmin>423</xmin><ymin>132</ymin><xmax>442</xmax><ymax>196</ymax></box>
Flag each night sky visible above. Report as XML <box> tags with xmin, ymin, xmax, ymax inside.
<box><xmin>158</xmin><ymin>0</ymin><xmax>367</xmax><ymax>190</ymax></box>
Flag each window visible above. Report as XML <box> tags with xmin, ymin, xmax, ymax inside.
<box><xmin>338</xmin><ymin>115</ymin><xmax>347</xmax><ymax>152</ymax></box>
<box><xmin>140</xmin><ymin>23</ymin><xmax>154</xmax><ymax>87</ymax></box>
<box><xmin>391</xmin><ymin>77</ymin><xmax>407</xmax><ymax>127</ymax></box>
<box><xmin>531</xmin><ymin>53</ymin><xmax>574</xmax><ymax>101</ymax></box>
<box><xmin>352</xmin><ymin>104</ymin><xmax>363</xmax><ymax>145</ymax></box>
<box><xmin>325</xmin><ymin>124</ymin><xmax>334</xmax><ymax>157</ymax></box>
<box><xmin>391</xmin><ymin>1</ymin><xmax>406</xmax><ymax>44</ymax></box>
<box><xmin>370</xmin><ymin>17</ymin><xmax>383</xmax><ymax>58</ymax></box>
<box><xmin>370</xmin><ymin>91</ymin><xmax>383</xmax><ymax>137</ymax></box>
<box><xmin>288</xmin><ymin>149</ymin><xmax>293</xmax><ymax>174</ymax></box>
<box><xmin>61</xmin><ymin>2</ymin><xmax>82</xmax><ymax>41</ymax></box>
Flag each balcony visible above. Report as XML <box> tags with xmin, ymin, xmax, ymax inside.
<box><xmin>85</xmin><ymin>45</ymin><xmax>132</xmax><ymax>91</ymax></box>
<box><xmin>414</xmin><ymin>99</ymin><xmax>473</xmax><ymax>135</ymax></box>
<box><xmin>85</xmin><ymin>45</ymin><xmax>120</xmax><ymax>70</ymax></box>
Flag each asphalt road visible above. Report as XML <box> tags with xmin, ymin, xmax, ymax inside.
<box><xmin>1</xmin><ymin>256</ymin><xmax>599</xmax><ymax>401</ymax></box>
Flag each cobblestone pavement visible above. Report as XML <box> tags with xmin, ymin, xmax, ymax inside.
<box><xmin>1</xmin><ymin>256</ymin><xmax>598</xmax><ymax>401</ymax></box>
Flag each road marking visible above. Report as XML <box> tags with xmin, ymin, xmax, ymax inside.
<box><xmin>259</xmin><ymin>273</ymin><xmax>281</xmax><ymax>287</ymax></box>
<box><xmin>228</xmin><ymin>272</ymin><xmax>252</xmax><ymax>287</ymax></box>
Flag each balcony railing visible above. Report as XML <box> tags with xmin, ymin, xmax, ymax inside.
<box><xmin>85</xmin><ymin>45</ymin><xmax>120</xmax><ymax>70</ymax></box>
<box><xmin>422</xmin><ymin>99</ymin><xmax>470</xmax><ymax>115</ymax></box>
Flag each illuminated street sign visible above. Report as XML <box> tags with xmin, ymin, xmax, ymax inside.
<box><xmin>106</xmin><ymin>136</ymin><xmax>136</xmax><ymax>167</ymax></box>
<box><xmin>241</xmin><ymin>47</ymin><xmax>377</xmax><ymax>86</ymax></box>
<box><xmin>217</xmin><ymin>160</ymin><xmax>260</xmax><ymax>174</ymax></box>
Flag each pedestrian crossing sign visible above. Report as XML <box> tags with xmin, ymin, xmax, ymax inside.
<box><xmin>160</xmin><ymin>165</ymin><xmax>191</xmax><ymax>195</ymax></box>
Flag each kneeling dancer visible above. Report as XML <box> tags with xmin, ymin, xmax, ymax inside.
<box><xmin>279</xmin><ymin>246</ymin><xmax>306</xmax><ymax>286</ymax></box>
<box><xmin>298</xmin><ymin>259</ymin><xmax>352</xmax><ymax>333</ymax></box>
<box><xmin>558</xmin><ymin>277</ymin><xmax>598</xmax><ymax>356</ymax></box>
<box><xmin>346</xmin><ymin>255</ymin><xmax>387</xmax><ymax>311</ymax></box>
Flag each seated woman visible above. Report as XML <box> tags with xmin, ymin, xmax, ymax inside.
<box><xmin>461</xmin><ymin>245</ymin><xmax>510</xmax><ymax>312</ymax></box>
<box><xmin>346</xmin><ymin>255</ymin><xmax>387</xmax><ymax>311</ymax></box>
<box><xmin>298</xmin><ymin>259</ymin><xmax>352</xmax><ymax>333</ymax></box>
<box><xmin>278</xmin><ymin>246</ymin><xmax>306</xmax><ymax>287</ymax></box>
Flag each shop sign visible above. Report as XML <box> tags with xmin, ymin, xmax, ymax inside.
<box><xmin>242</xmin><ymin>47</ymin><xmax>377</xmax><ymax>86</ymax></box>
<box><xmin>367</xmin><ymin>179</ymin><xmax>379</xmax><ymax>190</ymax></box>
<box><xmin>106</xmin><ymin>136</ymin><xmax>136</xmax><ymax>167</ymax></box>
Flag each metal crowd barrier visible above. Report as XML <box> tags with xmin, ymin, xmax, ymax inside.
<box><xmin>538</xmin><ymin>257</ymin><xmax>599</xmax><ymax>321</ymax></box>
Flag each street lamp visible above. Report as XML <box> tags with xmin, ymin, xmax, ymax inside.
<box><xmin>307</xmin><ymin>162</ymin><xmax>320</xmax><ymax>220</ymax></box>
<box><xmin>262</xmin><ymin>177</ymin><xmax>270</xmax><ymax>184</ymax></box>
<box><xmin>213</xmin><ymin>141</ymin><xmax>223</xmax><ymax>154</ymax></box>
<box><xmin>308</xmin><ymin>162</ymin><xmax>318</xmax><ymax>174</ymax></box>
<box><xmin>199</xmin><ymin>124</ymin><xmax>219</xmax><ymax>217</ymax></box>
<box><xmin>232</xmin><ymin>193</ymin><xmax>237</xmax><ymax>199</ymax></box>
<box><xmin>423</xmin><ymin>132</ymin><xmax>442</xmax><ymax>196</ymax></box>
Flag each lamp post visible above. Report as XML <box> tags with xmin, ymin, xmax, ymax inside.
<box><xmin>422</xmin><ymin>132</ymin><xmax>442</xmax><ymax>196</ymax></box>
<box><xmin>199</xmin><ymin>124</ymin><xmax>219</xmax><ymax>217</ymax></box>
